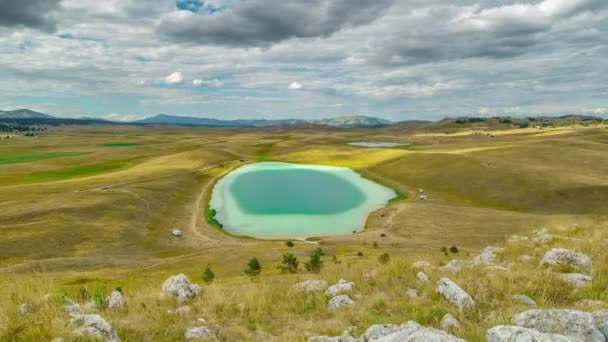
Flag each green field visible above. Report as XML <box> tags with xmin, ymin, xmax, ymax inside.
<box><xmin>99</xmin><ymin>142</ymin><xmax>144</xmax><ymax>147</ymax></box>
<box><xmin>0</xmin><ymin>152</ymin><xmax>88</xmax><ymax>165</ymax></box>
<box><xmin>0</xmin><ymin>123</ymin><xmax>607</xmax><ymax>341</ymax></box>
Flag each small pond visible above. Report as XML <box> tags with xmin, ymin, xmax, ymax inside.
<box><xmin>209</xmin><ymin>162</ymin><xmax>396</xmax><ymax>237</ymax></box>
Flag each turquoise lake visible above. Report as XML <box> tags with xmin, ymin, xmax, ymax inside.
<box><xmin>209</xmin><ymin>162</ymin><xmax>397</xmax><ymax>238</ymax></box>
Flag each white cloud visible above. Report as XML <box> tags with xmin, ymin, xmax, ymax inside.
<box><xmin>104</xmin><ymin>113</ymin><xmax>142</xmax><ymax>121</ymax></box>
<box><xmin>165</xmin><ymin>72</ymin><xmax>184</xmax><ymax>84</ymax></box>
<box><xmin>193</xmin><ymin>78</ymin><xmax>223</xmax><ymax>87</ymax></box>
<box><xmin>288</xmin><ymin>81</ymin><xmax>303</xmax><ymax>90</ymax></box>
<box><xmin>582</xmin><ymin>107</ymin><xmax>608</xmax><ymax>114</ymax></box>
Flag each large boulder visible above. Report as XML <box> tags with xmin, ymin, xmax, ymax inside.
<box><xmin>328</xmin><ymin>295</ymin><xmax>355</xmax><ymax>310</ymax></box>
<box><xmin>325</xmin><ymin>279</ymin><xmax>355</xmax><ymax>297</ymax></box>
<box><xmin>294</xmin><ymin>280</ymin><xmax>328</xmax><ymax>293</ymax></box>
<box><xmin>437</xmin><ymin>278</ymin><xmax>476</xmax><ymax>313</ymax></box>
<box><xmin>161</xmin><ymin>274</ymin><xmax>202</xmax><ymax>305</ymax></box>
<box><xmin>106</xmin><ymin>291</ymin><xmax>125</xmax><ymax>309</ymax></box>
<box><xmin>184</xmin><ymin>326</ymin><xmax>218</xmax><ymax>341</ymax></box>
<box><xmin>559</xmin><ymin>273</ymin><xmax>592</xmax><ymax>288</ymax></box>
<box><xmin>540</xmin><ymin>248</ymin><xmax>592</xmax><ymax>274</ymax></box>
<box><xmin>487</xmin><ymin>325</ymin><xmax>581</xmax><ymax>342</ymax></box>
<box><xmin>512</xmin><ymin>309</ymin><xmax>605</xmax><ymax>341</ymax></box>
<box><xmin>71</xmin><ymin>314</ymin><xmax>121</xmax><ymax>342</ymax></box>
<box><xmin>472</xmin><ymin>247</ymin><xmax>504</xmax><ymax>265</ymax></box>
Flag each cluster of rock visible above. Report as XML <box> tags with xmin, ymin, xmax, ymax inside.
<box><xmin>63</xmin><ymin>295</ymin><xmax>123</xmax><ymax>342</ymax></box>
<box><xmin>294</xmin><ymin>278</ymin><xmax>357</xmax><ymax>310</ymax></box>
<box><xmin>161</xmin><ymin>273</ymin><xmax>202</xmax><ymax>305</ymax></box>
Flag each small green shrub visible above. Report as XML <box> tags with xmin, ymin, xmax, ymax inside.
<box><xmin>378</xmin><ymin>252</ymin><xmax>391</xmax><ymax>264</ymax></box>
<box><xmin>278</xmin><ymin>253</ymin><xmax>299</xmax><ymax>274</ymax></box>
<box><xmin>245</xmin><ymin>258</ymin><xmax>261</xmax><ymax>277</ymax></box>
<box><xmin>202</xmin><ymin>266</ymin><xmax>215</xmax><ymax>284</ymax></box>
<box><xmin>449</xmin><ymin>245</ymin><xmax>459</xmax><ymax>254</ymax></box>
<box><xmin>286</xmin><ymin>240</ymin><xmax>294</xmax><ymax>247</ymax></box>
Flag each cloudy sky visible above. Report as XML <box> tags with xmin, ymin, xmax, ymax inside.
<box><xmin>0</xmin><ymin>0</ymin><xmax>607</xmax><ymax>121</ymax></box>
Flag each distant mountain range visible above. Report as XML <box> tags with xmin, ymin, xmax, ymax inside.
<box><xmin>0</xmin><ymin>109</ymin><xmax>54</xmax><ymax>119</ymax></box>
<box><xmin>0</xmin><ymin>109</ymin><xmax>604</xmax><ymax>129</ymax></box>
<box><xmin>136</xmin><ymin>114</ymin><xmax>394</xmax><ymax>128</ymax></box>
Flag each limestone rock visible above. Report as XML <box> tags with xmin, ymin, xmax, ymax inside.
<box><xmin>437</xmin><ymin>278</ymin><xmax>476</xmax><ymax>312</ymax></box>
<box><xmin>412</xmin><ymin>261</ymin><xmax>432</xmax><ymax>269</ymax></box>
<box><xmin>512</xmin><ymin>295</ymin><xmax>537</xmax><ymax>307</ymax></box>
<box><xmin>416</xmin><ymin>272</ymin><xmax>430</xmax><ymax>283</ymax></box>
<box><xmin>161</xmin><ymin>274</ymin><xmax>202</xmax><ymax>304</ymax></box>
<box><xmin>325</xmin><ymin>279</ymin><xmax>355</xmax><ymax>297</ymax></box>
<box><xmin>64</xmin><ymin>298</ymin><xmax>82</xmax><ymax>318</ymax></box>
<box><xmin>308</xmin><ymin>327</ymin><xmax>357</xmax><ymax>342</ymax></box>
<box><xmin>487</xmin><ymin>325</ymin><xmax>581</xmax><ymax>342</ymax></box>
<box><xmin>106</xmin><ymin>291</ymin><xmax>125</xmax><ymax>309</ymax></box>
<box><xmin>294</xmin><ymin>280</ymin><xmax>328</xmax><ymax>293</ymax></box>
<box><xmin>406</xmin><ymin>289</ymin><xmax>419</xmax><ymax>299</ymax></box>
<box><xmin>472</xmin><ymin>247</ymin><xmax>504</xmax><ymax>265</ymax></box>
<box><xmin>540</xmin><ymin>248</ymin><xmax>592</xmax><ymax>274</ymax></box>
<box><xmin>512</xmin><ymin>309</ymin><xmax>604</xmax><ymax>341</ymax></box>
<box><xmin>440</xmin><ymin>314</ymin><xmax>461</xmax><ymax>331</ymax></box>
<box><xmin>370</xmin><ymin>321</ymin><xmax>465</xmax><ymax>341</ymax></box>
<box><xmin>18</xmin><ymin>303</ymin><xmax>32</xmax><ymax>315</ymax></box>
<box><xmin>362</xmin><ymin>324</ymin><xmax>401</xmax><ymax>341</ymax></box>
<box><xmin>592</xmin><ymin>309</ymin><xmax>608</xmax><ymax>339</ymax></box>
<box><xmin>328</xmin><ymin>295</ymin><xmax>355</xmax><ymax>309</ymax></box>
<box><xmin>438</xmin><ymin>260</ymin><xmax>470</xmax><ymax>273</ymax></box>
<box><xmin>172</xmin><ymin>229</ymin><xmax>182</xmax><ymax>237</ymax></box>
<box><xmin>184</xmin><ymin>326</ymin><xmax>218</xmax><ymax>341</ymax></box>
<box><xmin>364</xmin><ymin>270</ymin><xmax>378</xmax><ymax>282</ymax></box>
<box><xmin>532</xmin><ymin>228</ymin><xmax>553</xmax><ymax>244</ymax></box>
<box><xmin>509</xmin><ymin>235</ymin><xmax>529</xmax><ymax>243</ymax></box>
<box><xmin>71</xmin><ymin>314</ymin><xmax>121</xmax><ymax>342</ymax></box>
<box><xmin>559</xmin><ymin>273</ymin><xmax>592</xmax><ymax>288</ymax></box>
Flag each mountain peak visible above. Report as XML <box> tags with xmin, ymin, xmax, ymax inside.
<box><xmin>0</xmin><ymin>109</ymin><xmax>54</xmax><ymax>119</ymax></box>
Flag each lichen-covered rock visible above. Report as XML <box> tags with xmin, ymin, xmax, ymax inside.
<box><xmin>328</xmin><ymin>295</ymin><xmax>355</xmax><ymax>309</ymax></box>
<box><xmin>487</xmin><ymin>325</ymin><xmax>581</xmax><ymax>342</ymax></box>
<box><xmin>325</xmin><ymin>279</ymin><xmax>355</xmax><ymax>297</ymax></box>
<box><xmin>18</xmin><ymin>303</ymin><xmax>32</xmax><ymax>315</ymax></box>
<box><xmin>71</xmin><ymin>314</ymin><xmax>121</xmax><ymax>342</ymax></box>
<box><xmin>512</xmin><ymin>295</ymin><xmax>537</xmax><ymax>307</ymax></box>
<box><xmin>416</xmin><ymin>272</ymin><xmax>429</xmax><ymax>283</ymax></box>
<box><xmin>438</xmin><ymin>260</ymin><xmax>470</xmax><ymax>273</ymax></box>
<box><xmin>472</xmin><ymin>247</ymin><xmax>504</xmax><ymax>265</ymax></box>
<box><xmin>540</xmin><ymin>248</ymin><xmax>592</xmax><ymax>274</ymax></box>
<box><xmin>440</xmin><ymin>314</ymin><xmax>461</xmax><ymax>331</ymax></box>
<box><xmin>294</xmin><ymin>280</ymin><xmax>328</xmax><ymax>293</ymax></box>
<box><xmin>106</xmin><ymin>291</ymin><xmax>125</xmax><ymax>309</ymax></box>
<box><xmin>362</xmin><ymin>324</ymin><xmax>402</xmax><ymax>341</ymax></box>
<box><xmin>184</xmin><ymin>326</ymin><xmax>218</xmax><ymax>341</ymax></box>
<box><xmin>512</xmin><ymin>309</ymin><xmax>604</xmax><ymax>341</ymax></box>
<box><xmin>559</xmin><ymin>273</ymin><xmax>592</xmax><ymax>288</ymax></box>
<box><xmin>161</xmin><ymin>274</ymin><xmax>202</xmax><ymax>304</ymax></box>
<box><xmin>437</xmin><ymin>278</ymin><xmax>476</xmax><ymax>312</ymax></box>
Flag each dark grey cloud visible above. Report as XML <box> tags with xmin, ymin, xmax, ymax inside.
<box><xmin>157</xmin><ymin>0</ymin><xmax>394</xmax><ymax>46</ymax></box>
<box><xmin>0</xmin><ymin>0</ymin><xmax>62</xmax><ymax>32</ymax></box>
<box><xmin>371</xmin><ymin>0</ymin><xmax>608</xmax><ymax>65</ymax></box>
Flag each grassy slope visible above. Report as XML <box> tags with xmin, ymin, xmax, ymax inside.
<box><xmin>0</xmin><ymin>124</ymin><xmax>606</xmax><ymax>340</ymax></box>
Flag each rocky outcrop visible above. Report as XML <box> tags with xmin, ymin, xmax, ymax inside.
<box><xmin>472</xmin><ymin>247</ymin><xmax>504</xmax><ymax>266</ymax></box>
<box><xmin>310</xmin><ymin>321</ymin><xmax>464</xmax><ymax>342</ymax></box>
<box><xmin>560</xmin><ymin>273</ymin><xmax>592</xmax><ymax>288</ymax></box>
<box><xmin>325</xmin><ymin>279</ymin><xmax>355</xmax><ymax>297</ymax></box>
<box><xmin>184</xmin><ymin>326</ymin><xmax>218</xmax><ymax>341</ymax></box>
<box><xmin>592</xmin><ymin>309</ymin><xmax>608</xmax><ymax>339</ymax></box>
<box><xmin>512</xmin><ymin>309</ymin><xmax>605</xmax><ymax>341</ymax></box>
<box><xmin>64</xmin><ymin>298</ymin><xmax>82</xmax><ymax>318</ymax></box>
<box><xmin>540</xmin><ymin>248</ymin><xmax>592</xmax><ymax>273</ymax></box>
<box><xmin>512</xmin><ymin>294</ymin><xmax>537</xmax><ymax>307</ymax></box>
<box><xmin>294</xmin><ymin>280</ymin><xmax>328</xmax><ymax>293</ymax></box>
<box><xmin>161</xmin><ymin>274</ymin><xmax>202</xmax><ymax>305</ymax></box>
<box><xmin>440</xmin><ymin>314</ymin><xmax>461</xmax><ymax>331</ymax></box>
<box><xmin>437</xmin><ymin>278</ymin><xmax>476</xmax><ymax>313</ymax></box>
<box><xmin>328</xmin><ymin>295</ymin><xmax>355</xmax><ymax>309</ymax></box>
<box><xmin>106</xmin><ymin>291</ymin><xmax>125</xmax><ymax>309</ymax></box>
<box><xmin>487</xmin><ymin>325</ymin><xmax>581</xmax><ymax>341</ymax></box>
<box><xmin>71</xmin><ymin>314</ymin><xmax>121</xmax><ymax>342</ymax></box>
